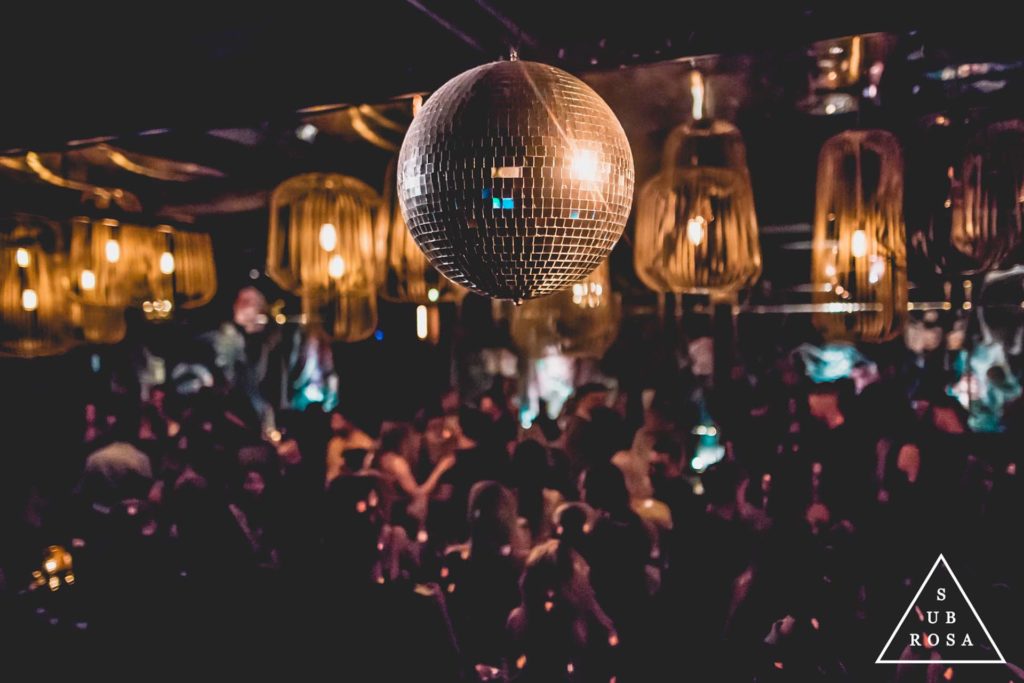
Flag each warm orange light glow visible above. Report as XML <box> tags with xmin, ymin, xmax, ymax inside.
<box><xmin>634</xmin><ymin>119</ymin><xmax>760</xmax><ymax>295</ymax></box>
<box><xmin>570</xmin><ymin>149</ymin><xmax>600</xmax><ymax>182</ymax></box>
<box><xmin>690</xmin><ymin>70</ymin><xmax>705</xmax><ymax>121</ymax></box>
<box><xmin>812</xmin><ymin>130</ymin><xmax>906</xmax><ymax>342</ymax></box>
<box><xmin>687</xmin><ymin>216</ymin><xmax>706</xmax><ymax>246</ymax></box>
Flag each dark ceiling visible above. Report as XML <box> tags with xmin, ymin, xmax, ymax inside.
<box><xmin>2</xmin><ymin>1</ymin><xmax>1018</xmax><ymax>151</ymax></box>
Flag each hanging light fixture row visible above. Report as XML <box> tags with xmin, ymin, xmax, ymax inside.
<box><xmin>8</xmin><ymin>58</ymin><xmax>1020</xmax><ymax>356</ymax></box>
<box><xmin>1</xmin><ymin>215</ymin><xmax>217</xmax><ymax>356</ymax></box>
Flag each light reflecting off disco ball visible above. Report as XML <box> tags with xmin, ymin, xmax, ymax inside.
<box><xmin>398</xmin><ymin>59</ymin><xmax>634</xmax><ymax>302</ymax></box>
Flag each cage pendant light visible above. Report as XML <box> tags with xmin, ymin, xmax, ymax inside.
<box><xmin>634</xmin><ymin>71</ymin><xmax>760</xmax><ymax>297</ymax></box>
<box><xmin>812</xmin><ymin>130</ymin><xmax>907</xmax><ymax>343</ymax></box>
<box><xmin>141</xmin><ymin>226</ymin><xmax>217</xmax><ymax>320</ymax></box>
<box><xmin>509</xmin><ymin>260</ymin><xmax>620</xmax><ymax>359</ymax></box>
<box><xmin>641</xmin><ymin>123</ymin><xmax>760</xmax><ymax>295</ymax></box>
<box><xmin>951</xmin><ymin>119</ymin><xmax>1024</xmax><ymax>273</ymax></box>
<box><xmin>268</xmin><ymin>173</ymin><xmax>380</xmax><ymax>296</ymax></box>
<box><xmin>68</xmin><ymin>216</ymin><xmax>149</xmax><ymax>343</ymax></box>
<box><xmin>69</xmin><ymin>217</ymin><xmax>150</xmax><ymax>307</ymax></box>
<box><xmin>0</xmin><ymin>217</ymin><xmax>75</xmax><ymax>357</ymax></box>
<box><xmin>634</xmin><ymin>176</ymin><xmax>682</xmax><ymax>295</ymax></box>
<box><xmin>302</xmin><ymin>287</ymin><xmax>378</xmax><ymax>343</ymax></box>
<box><xmin>71</xmin><ymin>301</ymin><xmax>127</xmax><ymax>345</ymax></box>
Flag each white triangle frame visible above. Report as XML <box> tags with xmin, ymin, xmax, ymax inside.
<box><xmin>876</xmin><ymin>554</ymin><xmax>1006</xmax><ymax>665</ymax></box>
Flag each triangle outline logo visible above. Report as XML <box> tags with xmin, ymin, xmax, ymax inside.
<box><xmin>876</xmin><ymin>554</ymin><xmax>1005</xmax><ymax>665</ymax></box>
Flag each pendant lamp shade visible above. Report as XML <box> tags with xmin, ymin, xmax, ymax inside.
<box><xmin>268</xmin><ymin>173</ymin><xmax>380</xmax><ymax>296</ymax></box>
<box><xmin>812</xmin><ymin>130</ymin><xmax>907</xmax><ymax>343</ymax></box>
<box><xmin>634</xmin><ymin>120</ymin><xmax>761</xmax><ymax>295</ymax></box>
<box><xmin>1</xmin><ymin>216</ymin><xmax>75</xmax><ymax>357</ymax></box>
<box><xmin>141</xmin><ymin>226</ymin><xmax>217</xmax><ymax>320</ymax></box>
<box><xmin>951</xmin><ymin>119</ymin><xmax>1024</xmax><ymax>273</ymax></box>
<box><xmin>69</xmin><ymin>216</ymin><xmax>150</xmax><ymax>307</ymax></box>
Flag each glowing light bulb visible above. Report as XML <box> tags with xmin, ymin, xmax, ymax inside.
<box><xmin>572</xmin><ymin>282</ymin><xmax>586</xmax><ymax>305</ymax></box>
<box><xmin>328</xmin><ymin>254</ymin><xmax>346</xmax><ymax>279</ymax></box>
<box><xmin>159</xmin><ymin>251</ymin><xmax>175</xmax><ymax>275</ymax></box>
<box><xmin>851</xmin><ymin>229</ymin><xmax>868</xmax><ymax>258</ymax></box>
<box><xmin>687</xmin><ymin>216</ymin><xmax>706</xmax><ymax>246</ymax></box>
<box><xmin>427</xmin><ymin>287</ymin><xmax>440</xmax><ymax>303</ymax></box>
<box><xmin>80</xmin><ymin>269</ymin><xmax>96</xmax><ymax>291</ymax></box>
<box><xmin>105</xmin><ymin>239</ymin><xmax>121</xmax><ymax>263</ymax></box>
<box><xmin>868</xmin><ymin>256</ymin><xmax>885</xmax><ymax>285</ymax></box>
<box><xmin>690</xmin><ymin>70</ymin><xmax>705</xmax><ymax>121</ymax></box>
<box><xmin>570</xmin><ymin>149</ymin><xmax>599</xmax><ymax>182</ymax></box>
<box><xmin>22</xmin><ymin>288</ymin><xmax>38</xmax><ymax>312</ymax></box>
<box><xmin>15</xmin><ymin>247</ymin><xmax>30</xmax><ymax>268</ymax></box>
<box><xmin>416</xmin><ymin>305</ymin><xmax>428</xmax><ymax>339</ymax></box>
<box><xmin>319</xmin><ymin>222</ymin><xmax>338</xmax><ymax>252</ymax></box>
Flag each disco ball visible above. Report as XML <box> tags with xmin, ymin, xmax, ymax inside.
<box><xmin>397</xmin><ymin>58</ymin><xmax>635</xmax><ymax>303</ymax></box>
